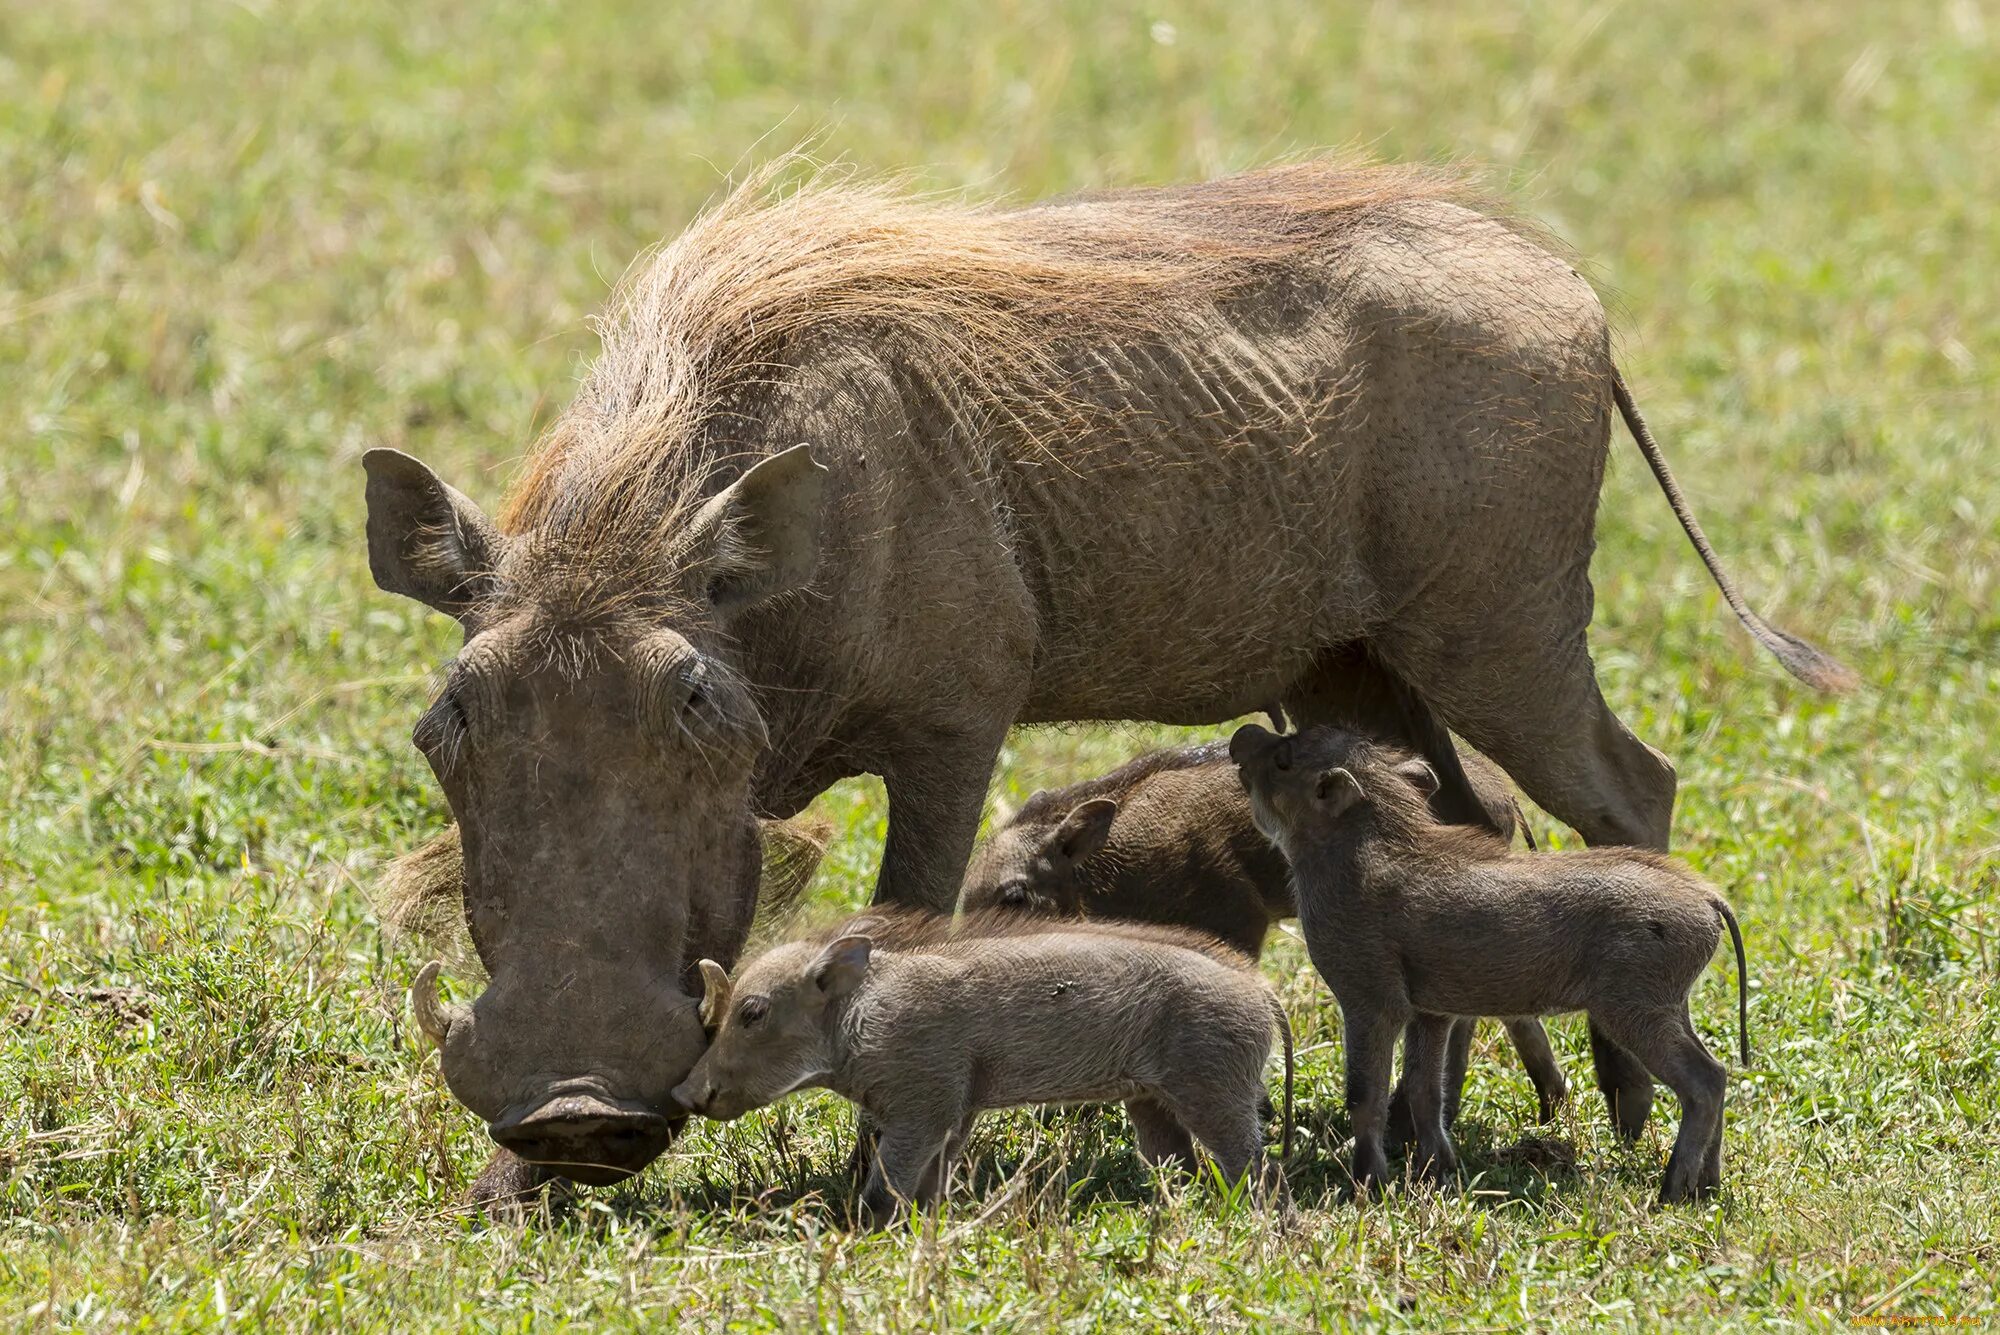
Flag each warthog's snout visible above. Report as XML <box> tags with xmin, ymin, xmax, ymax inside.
<box><xmin>489</xmin><ymin>1089</ymin><xmax>679</xmax><ymax>1185</ymax></box>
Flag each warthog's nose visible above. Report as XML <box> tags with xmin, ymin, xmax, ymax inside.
<box><xmin>489</xmin><ymin>1091</ymin><xmax>677</xmax><ymax>1185</ymax></box>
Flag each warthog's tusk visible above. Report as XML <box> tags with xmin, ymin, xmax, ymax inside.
<box><xmin>411</xmin><ymin>960</ymin><xmax>465</xmax><ymax>1044</ymax></box>
<box><xmin>697</xmin><ymin>959</ymin><xmax>732</xmax><ymax>1028</ymax></box>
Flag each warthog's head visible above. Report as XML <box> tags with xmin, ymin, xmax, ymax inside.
<box><xmin>671</xmin><ymin>935</ymin><xmax>872</xmax><ymax>1122</ymax></box>
<box><xmin>957</xmin><ymin>797</ymin><xmax>1118</xmax><ymax>918</ymax></box>
<box><xmin>1228</xmin><ymin>724</ymin><xmax>1439</xmax><ymax>855</ymax></box>
<box><xmin>364</xmin><ymin>444</ymin><xmax>824</xmax><ymax>1184</ymax></box>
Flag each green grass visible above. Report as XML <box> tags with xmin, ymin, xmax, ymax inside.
<box><xmin>3</xmin><ymin>0</ymin><xmax>1997</xmax><ymax>1327</ymax></box>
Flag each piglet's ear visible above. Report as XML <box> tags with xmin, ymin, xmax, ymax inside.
<box><xmin>1316</xmin><ymin>767</ymin><xmax>1364</xmax><ymax>816</ymax></box>
<box><xmin>1394</xmin><ymin>757</ymin><xmax>1440</xmax><ymax>798</ymax></box>
<box><xmin>811</xmin><ymin>934</ymin><xmax>872</xmax><ymax>999</ymax></box>
<box><xmin>1053</xmin><ymin>798</ymin><xmax>1118</xmax><ymax>863</ymax></box>
<box><xmin>1228</xmin><ymin>723</ymin><xmax>1276</xmax><ymax>767</ymax></box>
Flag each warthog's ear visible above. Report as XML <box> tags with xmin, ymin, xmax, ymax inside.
<box><xmin>810</xmin><ymin>933</ymin><xmax>872</xmax><ymax>999</ymax></box>
<box><xmin>697</xmin><ymin>959</ymin><xmax>733</xmax><ymax>1028</ymax></box>
<box><xmin>362</xmin><ymin>449</ymin><xmax>499</xmax><ymax>618</ymax></box>
<box><xmin>1315</xmin><ymin>767</ymin><xmax>1364</xmax><ymax>817</ymax></box>
<box><xmin>689</xmin><ymin>444</ymin><xmax>827</xmax><ymax>611</ymax></box>
<box><xmin>1394</xmin><ymin>757</ymin><xmax>1440</xmax><ymax>798</ymax></box>
<box><xmin>1053</xmin><ymin>798</ymin><xmax>1118</xmax><ymax>864</ymax></box>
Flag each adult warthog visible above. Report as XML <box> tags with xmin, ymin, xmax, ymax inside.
<box><xmin>365</xmin><ymin>160</ymin><xmax>1849</xmax><ymax>1197</ymax></box>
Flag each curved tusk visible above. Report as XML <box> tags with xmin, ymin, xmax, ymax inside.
<box><xmin>697</xmin><ymin>958</ymin><xmax>733</xmax><ymax>1028</ymax></box>
<box><xmin>411</xmin><ymin>960</ymin><xmax>466</xmax><ymax>1044</ymax></box>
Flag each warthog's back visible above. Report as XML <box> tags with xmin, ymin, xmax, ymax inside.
<box><xmin>500</xmin><ymin>163</ymin><xmax>1614</xmax><ymax>730</ymax></box>
<box><xmin>983</xmin><ymin>201</ymin><xmax>1614</xmax><ymax>723</ymax></box>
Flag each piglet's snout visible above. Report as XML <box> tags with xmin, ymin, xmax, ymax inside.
<box><xmin>1228</xmin><ymin>723</ymin><xmax>1276</xmax><ymax>767</ymax></box>
<box><xmin>669</xmin><ymin>1074</ymin><xmax>709</xmax><ymax>1116</ymax></box>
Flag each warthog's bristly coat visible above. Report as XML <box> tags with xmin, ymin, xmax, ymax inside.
<box><xmin>363</xmin><ymin>154</ymin><xmax>1839</xmax><ymax>1196</ymax></box>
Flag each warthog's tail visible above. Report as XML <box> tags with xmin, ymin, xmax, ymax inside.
<box><xmin>1612</xmin><ymin>369</ymin><xmax>1857</xmax><ymax>693</ymax></box>
<box><xmin>1714</xmin><ymin>897</ymin><xmax>1752</xmax><ymax>1067</ymax></box>
<box><xmin>1267</xmin><ymin>993</ymin><xmax>1296</xmax><ymax>1166</ymax></box>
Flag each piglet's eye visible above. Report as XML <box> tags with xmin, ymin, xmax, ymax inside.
<box><xmin>737</xmin><ymin>996</ymin><xmax>768</xmax><ymax>1027</ymax></box>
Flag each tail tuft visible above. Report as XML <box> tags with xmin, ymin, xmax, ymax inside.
<box><xmin>1613</xmin><ymin>370</ymin><xmax>1857</xmax><ymax>695</ymax></box>
<box><xmin>1743</xmin><ymin>617</ymin><xmax>1860</xmax><ymax>694</ymax></box>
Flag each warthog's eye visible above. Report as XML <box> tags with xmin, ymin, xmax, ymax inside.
<box><xmin>998</xmin><ymin>880</ymin><xmax>1030</xmax><ymax>907</ymax></box>
<box><xmin>659</xmin><ymin>655</ymin><xmax>723</xmax><ymax>732</ymax></box>
<box><xmin>413</xmin><ymin>677</ymin><xmax>470</xmax><ymax>768</ymax></box>
<box><xmin>736</xmin><ymin>995</ymin><xmax>768</xmax><ymax>1027</ymax></box>
<box><xmin>636</xmin><ymin>633</ymin><xmax>768</xmax><ymax>759</ymax></box>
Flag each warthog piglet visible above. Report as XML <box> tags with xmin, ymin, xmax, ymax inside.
<box><xmin>672</xmin><ymin>911</ymin><xmax>1292</xmax><ymax>1224</ymax></box>
<box><xmin>959</xmin><ymin>740</ymin><xmax>1568</xmax><ymax>1130</ymax></box>
<box><xmin>1230</xmin><ymin>724</ymin><xmax>1749</xmax><ymax>1204</ymax></box>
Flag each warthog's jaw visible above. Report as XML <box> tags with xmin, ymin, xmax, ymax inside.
<box><xmin>488</xmin><ymin>1081</ymin><xmax>682</xmax><ymax>1185</ymax></box>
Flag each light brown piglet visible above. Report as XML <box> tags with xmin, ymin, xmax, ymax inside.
<box><xmin>1230</xmin><ymin>724</ymin><xmax>1749</xmax><ymax>1204</ymax></box>
<box><xmin>672</xmin><ymin>910</ymin><xmax>1292</xmax><ymax>1225</ymax></box>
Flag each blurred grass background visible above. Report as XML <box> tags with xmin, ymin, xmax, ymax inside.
<box><xmin>2</xmin><ymin>0</ymin><xmax>1996</xmax><ymax>1328</ymax></box>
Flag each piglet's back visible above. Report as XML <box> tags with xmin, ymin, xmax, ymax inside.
<box><xmin>815</xmin><ymin>905</ymin><xmax>1256</xmax><ymax>967</ymax></box>
<box><xmin>849</xmin><ymin>927</ymin><xmax>1273</xmax><ymax>1110</ymax></box>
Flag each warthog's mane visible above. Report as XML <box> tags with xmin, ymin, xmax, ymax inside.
<box><xmin>490</xmin><ymin>155</ymin><xmax>1483</xmax><ymax>620</ymax></box>
<box><xmin>1010</xmin><ymin>739</ymin><xmax>1233</xmax><ymax>828</ymax></box>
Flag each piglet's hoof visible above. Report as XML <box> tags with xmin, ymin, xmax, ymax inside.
<box><xmin>1384</xmin><ymin>1087</ymin><xmax>1419</xmax><ymax>1151</ymax></box>
<box><xmin>466</xmin><ymin>1148</ymin><xmax>560</xmax><ymax>1219</ymax></box>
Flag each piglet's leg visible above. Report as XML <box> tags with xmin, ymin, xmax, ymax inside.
<box><xmin>1403</xmin><ymin>1014</ymin><xmax>1461</xmax><ymax>1184</ymax></box>
<box><xmin>858</xmin><ymin>1118</ymin><xmax>959</xmax><ymax>1229</ymax></box>
<box><xmin>1343</xmin><ymin>1007</ymin><xmax>1403</xmax><ymax>1197</ymax></box>
<box><xmin>1600</xmin><ymin>1008</ymin><xmax>1727</xmax><ymax>1205</ymax></box>
<box><xmin>1441</xmin><ymin>1016</ymin><xmax>1477</xmax><ymax>1127</ymax></box>
<box><xmin>926</xmin><ymin>1112</ymin><xmax>980</xmax><ymax>1204</ymax></box>
<box><xmin>1127</xmin><ymin>1098</ymin><xmax>1197</xmax><ymax>1177</ymax></box>
<box><xmin>1501</xmin><ymin>1018</ymin><xmax>1569</xmax><ymax>1123</ymax></box>
<box><xmin>1168</xmin><ymin>1098</ymin><xmax>1283</xmax><ymax>1210</ymax></box>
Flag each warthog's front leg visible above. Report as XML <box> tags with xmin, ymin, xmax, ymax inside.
<box><xmin>857</xmin><ymin>1118</ymin><xmax>962</xmax><ymax>1228</ymax></box>
<box><xmin>876</xmin><ymin>725</ymin><xmax>1011</xmax><ymax>913</ymax></box>
<box><xmin>1389</xmin><ymin>1015</ymin><xmax>1477</xmax><ymax>1145</ymax></box>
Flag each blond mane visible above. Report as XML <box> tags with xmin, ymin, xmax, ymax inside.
<box><xmin>493</xmin><ymin>157</ymin><xmax>1480</xmax><ymax>611</ymax></box>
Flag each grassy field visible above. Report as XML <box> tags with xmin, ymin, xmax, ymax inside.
<box><xmin>3</xmin><ymin>0</ymin><xmax>1997</xmax><ymax>1327</ymax></box>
